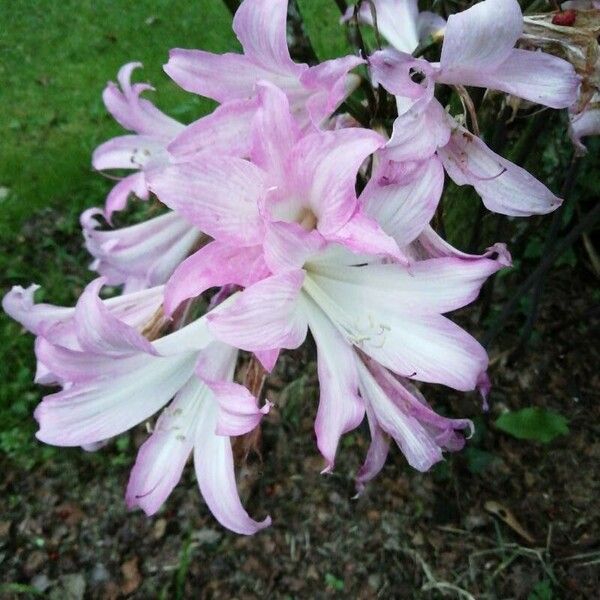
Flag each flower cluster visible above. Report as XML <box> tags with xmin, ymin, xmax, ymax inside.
<box><xmin>3</xmin><ymin>0</ymin><xmax>581</xmax><ymax>534</ymax></box>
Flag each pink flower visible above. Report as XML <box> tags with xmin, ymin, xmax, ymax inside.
<box><xmin>149</xmin><ymin>82</ymin><xmax>397</xmax><ymax>318</ymax></box>
<box><xmin>165</xmin><ymin>0</ymin><xmax>363</xmax><ymax>128</ymax></box>
<box><xmin>27</xmin><ymin>280</ymin><xmax>270</xmax><ymax>534</ymax></box>
<box><xmin>2</xmin><ymin>279</ymin><xmax>165</xmax><ymax>385</ymax></box>
<box><xmin>344</xmin><ymin>0</ymin><xmax>445</xmax><ymax>54</ymax></box>
<box><xmin>93</xmin><ymin>63</ymin><xmax>184</xmax><ymax>219</ymax></box>
<box><xmin>368</xmin><ymin>0</ymin><xmax>579</xmax><ymax>216</ymax></box>
<box><xmin>81</xmin><ymin>209</ymin><xmax>202</xmax><ymax>292</ymax></box>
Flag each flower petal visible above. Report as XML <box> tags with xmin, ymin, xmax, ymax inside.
<box><xmin>35</xmin><ymin>351</ymin><xmax>197</xmax><ymax>446</ymax></box>
<box><xmin>304</xmin><ymin>295</ymin><xmax>364</xmax><ymax>471</ymax></box>
<box><xmin>148</xmin><ymin>158</ymin><xmax>265</xmax><ymax>245</ymax></box>
<box><xmin>355</xmin><ymin>402</ymin><xmax>390</xmax><ymax>494</ymax></box>
<box><xmin>440</xmin><ymin>48</ymin><xmax>580</xmax><ymax>109</ymax></box>
<box><xmin>304</xmin><ymin>269</ymin><xmax>489</xmax><ymax>390</ymax></box>
<box><xmin>440</xmin><ymin>0</ymin><xmax>522</xmax><ymax>76</ymax></box>
<box><xmin>104</xmin><ymin>172</ymin><xmax>149</xmax><ymax>220</ymax></box>
<box><xmin>103</xmin><ymin>62</ymin><xmax>182</xmax><ymax>138</ymax></box>
<box><xmin>194</xmin><ymin>399</ymin><xmax>271</xmax><ymax>535</ymax></box>
<box><xmin>164</xmin><ymin>240</ymin><xmax>268</xmax><ymax>316</ymax></box>
<box><xmin>167</xmin><ymin>98</ymin><xmax>259</xmax><ymax>160</ymax></box>
<box><xmin>125</xmin><ymin>377</ymin><xmax>207</xmax><ymax>515</ymax></box>
<box><xmin>210</xmin><ymin>381</ymin><xmax>270</xmax><ymax>437</ymax></box>
<box><xmin>82</xmin><ymin>209</ymin><xmax>201</xmax><ymax>290</ymax></box>
<box><xmin>438</xmin><ymin>125</ymin><xmax>563</xmax><ymax>216</ymax></box>
<box><xmin>164</xmin><ymin>49</ymin><xmax>280</xmax><ymax>102</ymax></box>
<box><xmin>207</xmin><ymin>271</ymin><xmax>307</xmax><ymax>352</ymax></box>
<box><xmin>232</xmin><ymin>0</ymin><xmax>302</xmax><ymax>74</ymax></box>
<box><xmin>73</xmin><ymin>278</ymin><xmax>157</xmax><ymax>355</ymax></box>
<box><xmin>361</xmin><ymin>156</ymin><xmax>444</xmax><ymax>247</ymax></box>
<box><xmin>92</xmin><ymin>135</ymin><xmax>166</xmax><ymax>171</ymax></box>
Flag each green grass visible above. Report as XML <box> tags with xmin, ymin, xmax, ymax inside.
<box><xmin>0</xmin><ymin>0</ymin><xmax>238</xmax><ymax>464</ymax></box>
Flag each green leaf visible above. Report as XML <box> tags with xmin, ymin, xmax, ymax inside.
<box><xmin>528</xmin><ymin>579</ymin><xmax>553</xmax><ymax>600</ymax></box>
<box><xmin>296</xmin><ymin>0</ymin><xmax>352</xmax><ymax>61</ymax></box>
<box><xmin>495</xmin><ymin>408</ymin><xmax>569</xmax><ymax>444</ymax></box>
<box><xmin>465</xmin><ymin>447</ymin><xmax>495</xmax><ymax>474</ymax></box>
<box><xmin>325</xmin><ymin>573</ymin><xmax>345</xmax><ymax>591</ymax></box>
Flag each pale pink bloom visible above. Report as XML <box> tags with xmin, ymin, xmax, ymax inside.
<box><xmin>164</xmin><ymin>0</ymin><xmax>363</xmax><ymax>128</ymax></box>
<box><xmin>81</xmin><ymin>208</ymin><xmax>202</xmax><ymax>293</ymax></box>
<box><xmin>343</xmin><ymin>0</ymin><xmax>445</xmax><ymax>54</ymax></box>
<box><xmin>29</xmin><ymin>280</ymin><xmax>270</xmax><ymax>534</ymax></box>
<box><xmin>2</xmin><ymin>279</ymin><xmax>165</xmax><ymax>385</ymax></box>
<box><xmin>368</xmin><ymin>0</ymin><xmax>579</xmax><ymax>216</ymax></box>
<box><xmin>369</xmin><ymin>0</ymin><xmax>579</xmax><ymax>108</ymax></box>
<box><xmin>94</xmin><ymin>61</ymin><xmax>267</xmax><ymax>220</ymax></box>
<box><xmin>147</xmin><ymin>82</ymin><xmax>507</xmax><ymax>469</ymax></box>
<box><xmin>355</xmin><ymin>355</ymin><xmax>472</xmax><ymax>491</ymax></box>
<box><xmin>371</xmin><ymin>72</ymin><xmax>570</xmax><ymax>216</ymax></box>
<box><xmin>93</xmin><ymin>63</ymin><xmax>184</xmax><ymax>219</ymax></box>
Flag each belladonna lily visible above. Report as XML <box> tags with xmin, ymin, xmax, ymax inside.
<box><xmin>148</xmin><ymin>82</ymin><xmax>402</xmax><ymax>319</ymax></box>
<box><xmin>81</xmin><ymin>208</ymin><xmax>203</xmax><ymax>293</ymax></box>
<box><xmin>343</xmin><ymin>0</ymin><xmax>446</xmax><ymax>55</ymax></box>
<box><xmin>93</xmin><ymin>62</ymin><xmax>184</xmax><ymax>219</ymax></box>
<box><xmin>164</xmin><ymin>0</ymin><xmax>364</xmax><ymax>129</ymax></box>
<box><xmin>25</xmin><ymin>279</ymin><xmax>270</xmax><ymax>535</ymax></box>
<box><xmin>368</xmin><ymin>0</ymin><xmax>580</xmax><ymax>216</ymax></box>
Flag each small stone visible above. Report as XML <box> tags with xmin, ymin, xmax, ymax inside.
<box><xmin>368</xmin><ymin>574</ymin><xmax>382</xmax><ymax>590</ymax></box>
<box><xmin>90</xmin><ymin>563</ymin><xmax>110</xmax><ymax>586</ymax></box>
<box><xmin>120</xmin><ymin>556</ymin><xmax>142</xmax><ymax>595</ymax></box>
<box><xmin>31</xmin><ymin>574</ymin><xmax>52</xmax><ymax>593</ymax></box>
<box><xmin>152</xmin><ymin>518</ymin><xmax>167</xmax><ymax>540</ymax></box>
<box><xmin>24</xmin><ymin>550</ymin><xmax>46</xmax><ymax>576</ymax></box>
<box><xmin>60</xmin><ymin>573</ymin><xmax>86</xmax><ymax>600</ymax></box>
<box><xmin>192</xmin><ymin>528</ymin><xmax>221</xmax><ymax>545</ymax></box>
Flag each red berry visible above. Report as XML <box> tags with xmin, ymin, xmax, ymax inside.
<box><xmin>552</xmin><ymin>9</ymin><xmax>577</xmax><ymax>26</ymax></box>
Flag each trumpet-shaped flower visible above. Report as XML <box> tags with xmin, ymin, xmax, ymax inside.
<box><xmin>165</xmin><ymin>0</ymin><xmax>363</xmax><ymax>128</ymax></box>
<box><xmin>28</xmin><ymin>279</ymin><xmax>270</xmax><ymax>534</ymax></box>
<box><xmin>93</xmin><ymin>63</ymin><xmax>184</xmax><ymax>219</ymax></box>
<box><xmin>81</xmin><ymin>209</ymin><xmax>202</xmax><ymax>292</ymax></box>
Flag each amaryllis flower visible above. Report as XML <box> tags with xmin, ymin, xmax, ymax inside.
<box><xmin>81</xmin><ymin>209</ymin><xmax>202</xmax><ymax>292</ymax></box>
<box><xmin>29</xmin><ymin>279</ymin><xmax>270</xmax><ymax>534</ymax></box>
<box><xmin>93</xmin><ymin>62</ymin><xmax>184</xmax><ymax>219</ymax></box>
<box><xmin>146</xmin><ymin>82</ymin><xmax>507</xmax><ymax>470</ymax></box>
<box><xmin>2</xmin><ymin>279</ymin><xmax>166</xmax><ymax>385</ymax></box>
<box><xmin>149</xmin><ymin>82</ymin><xmax>399</xmax><ymax>317</ymax></box>
<box><xmin>343</xmin><ymin>0</ymin><xmax>446</xmax><ymax>54</ymax></box>
<box><xmin>368</xmin><ymin>0</ymin><xmax>579</xmax><ymax>216</ymax></box>
<box><xmin>164</xmin><ymin>0</ymin><xmax>363</xmax><ymax>128</ymax></box>
<box><xmin>367</xmin><ymin>0</ymin><xmax>580</xmax><ymax>108</ymax></box>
